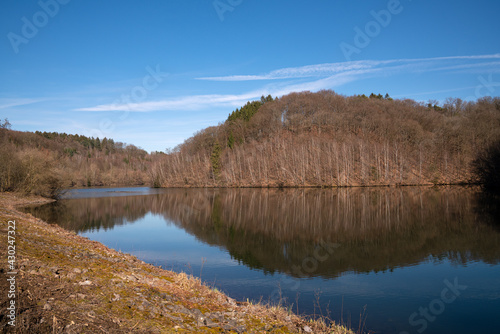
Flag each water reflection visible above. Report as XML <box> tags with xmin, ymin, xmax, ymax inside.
<box><xmin>25</xmin><ymin>187</ymin><xmax>500</xmax><ymax>279</ymax></box>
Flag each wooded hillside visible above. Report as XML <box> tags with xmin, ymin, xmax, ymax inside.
<box><xmin>152</xmin><ymin>91</ymin><xmax>500</xmax><ymax>187</ymax></box>
<box><xmin>2</xmin><ymin>90</ymin><xmax>499</xmax><ymax>197</ymax></box>
<box><xmin>0</xmin><ymin>125</ymin><xmax>162</xmax><ymax>197</ymax></box>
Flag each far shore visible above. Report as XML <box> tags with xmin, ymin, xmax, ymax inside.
<box><xmin>62</xmin><ymin>181</ymin><xmax>478</xmax><ymax>191</ymax></box>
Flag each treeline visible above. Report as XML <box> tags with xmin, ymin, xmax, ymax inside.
<box><xmin>35</xmin><ymin>131</ymin><xmax>118</xmax><ymax>155</ymax></box>
<box><xmin>0</xmin><ymin>124</ymin><xmax>162</xmax><ymax>198</ymax></box>
<box><xmin>2</xmin><ymin>90</ymin><xmax>499</xmax><ymax>196</ymax></box>
<box><xmin>152</xmin><ymin>91</ymin><xmax>500</xmax><ymax>187</ymax></box>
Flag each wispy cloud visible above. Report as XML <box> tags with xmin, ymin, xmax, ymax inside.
<box><xmin>267</xmin><ymin>69</ymin><xmax>376</xmax><ymax>97</ymax></box>
<box><xmin>426</xmin><ymin>61</ymin><xmax>500</xmax><ymax>74</ymax></box>
<box><xmin>196</xmin><ymin>62</ymin><xmax>377</xmax><ymax>81</ymax></box>
<box><xmin>0</xmin><ymin>98</ymin><xmax>46</xmax><ymax>110</ymax></box>
<box><xmin>74</xmin><ymin>54</ymin><xmax>500</xmax><ymax>113</ymax></box>
<box><xmin>73</xmin><ymin>67</ymin><xmax>383</xmax><ymax>113</ymax></box>
<box><xmin>197</xmin><ymin>54</ymin><xmax>500</xmax><ymax>81</ymax></box>
<box><xmin>75</xmin><ymin>93</ymin><xmax>264</xmax><ymax>112</ymax></box>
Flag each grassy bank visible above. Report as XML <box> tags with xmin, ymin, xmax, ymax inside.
<box><xmin>0</xmin><ymin>192</ymin><xmax>354</xmax><ymax>333</ymax></box>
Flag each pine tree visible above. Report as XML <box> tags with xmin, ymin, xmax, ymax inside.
<box><xmin>210</xmin><ymin>141</ymin><xmax>222</xmax><ymax>181</ymax></box>
<box><xmin>227</xmin><ymin>131</ymin><xmax>235</xmax><ymax>149</ymax></box>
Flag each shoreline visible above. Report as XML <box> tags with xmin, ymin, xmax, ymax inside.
<box><xmin>0</xmin><ymin>192</ymin><xmax>353</xmax><ymax>333</ymax></box>
<box><xmin>66</xmin><ymin>181</ymin><xmax>480</xmax><ymax>191</ymax></box>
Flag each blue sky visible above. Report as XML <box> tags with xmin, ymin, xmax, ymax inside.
<box><xmin>1</xmin><ymin>0</ymin><xmax>500</xmax><ymax>152</ymax></box>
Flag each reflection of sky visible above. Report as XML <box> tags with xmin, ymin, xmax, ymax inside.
<box><xmin>63</xmin><ymin>187</ymin><xmax>168</xmax><ymax>199</ymax></box>
<box><xmin>81</xmin><ymin>212</ymin><xmax>237</xmax><ymax>270</ymax></box>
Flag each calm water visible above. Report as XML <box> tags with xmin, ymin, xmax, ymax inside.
<box><xmin>24</xmin><ymin>187</ymin><xmax>500</xmax><ymax>334</ymax></box>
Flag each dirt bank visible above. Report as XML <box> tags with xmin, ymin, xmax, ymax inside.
<box><xmin>0</xmin><ymin>192</ymin><xmax>353</xmax><ymax>333</ymax></box>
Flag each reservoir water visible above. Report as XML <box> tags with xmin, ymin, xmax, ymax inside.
<box><xmin>23</xmin><ymin>186</ymin><xmax>500</xmax><ymax>333</ymax></box>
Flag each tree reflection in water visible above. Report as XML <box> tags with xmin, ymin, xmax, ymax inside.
<box><xmin>24</xmin><ymin>186</ymin><xmax>500</xmax><ymax>279</ymax></box>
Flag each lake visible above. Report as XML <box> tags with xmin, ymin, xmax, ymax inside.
<box><xmin>23</xmin><ymin>186</ymin><xmax>500</xmax><ymax>334</ymax></box>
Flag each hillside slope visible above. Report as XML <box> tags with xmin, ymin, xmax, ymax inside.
<box><xmin>0</xmin><ymin>127</ymin><xmax>162</xmax><ymax>197</ymax></box>
<box><xmin>152</xmin><ymin>91</ymin><xmax>500</xmax><ymax>187</ymax></box>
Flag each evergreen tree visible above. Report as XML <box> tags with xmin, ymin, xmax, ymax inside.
<box><xmin>227</xmin><ymin>131</ymin><xmax>235</xmax><ymax>149</ymax></box>
<box><xmin>210</xmin><ymin>141</ymin><xmax>222</xmax><ymax>181</ymax></box>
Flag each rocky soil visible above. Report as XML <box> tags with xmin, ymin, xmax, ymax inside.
<box><xmin>0</xmin><ymin>192</ymin><xmax>353</xmax><ymax>333</ymax></box>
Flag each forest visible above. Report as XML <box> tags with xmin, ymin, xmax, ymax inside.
<box><xmin>0</xmin><ymin>123</ymin><xmax>163</xmax><ymax>198</ymax></box>
<box><xmin>1</xmin><ymin>90</ymin><xmax>500</xmax><ymax>198</ymax></box>
<box><xmin>151</xmin><ymin>91</ymin><xmax>500</xmax><ymax>188</ymax></box>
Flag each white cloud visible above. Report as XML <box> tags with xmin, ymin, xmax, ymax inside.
<box><xmin>196</xmin><ymin>61</ymin><xmax>377</xmax><ymax>81</ymax></box>
<box><xmin>74</xmin><ymin>54</ymin><xmax>500</xmax><ymax>113</ymax></box>
<box><xmin>196</xmin><ymin>54</ymin><xmax>500</xmax><ymax>82</ymax></box>
<box><xmin>74</xmin><ymin>93</ymin><xmax>264</xmax><ymax>112</ymax></box>
<box><xmin>74</xmin><ymin>67</ymin><xmax>384</xmax><ymax>113</ymax></box>
<box><xmin>425</xmin><ymin>61</ymin><xmax>500</xmax><ymax>73</ymax></box>
<box><xmin>0</xmin><ymin>98</ymin><xmax>46</xmax><ymax>110</ymax></box>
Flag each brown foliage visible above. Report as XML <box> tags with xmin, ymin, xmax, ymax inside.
<box><xmin>155</xmin><ymin>91</ymin><xmax>500</xmax><ymax>187</ymax></box>
<box><xmin>0</xmin><ymin>128</ymin><xmax>163</xmax><ymax>197</ymax></box>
